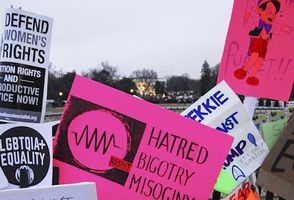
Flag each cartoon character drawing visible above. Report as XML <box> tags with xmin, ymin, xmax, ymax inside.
<box><xmin>234</xmin><ymin>0</ymin><xmax>281</xmax><ymax>86</ymax></box>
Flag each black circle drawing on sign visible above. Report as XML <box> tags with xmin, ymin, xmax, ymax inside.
<box><xmin>0</xmin><ymin>126</ymin><xmax>50</xmax><ymax>186</ymax></box>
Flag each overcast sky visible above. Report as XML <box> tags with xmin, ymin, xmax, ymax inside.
<box><xmin>0</xmin><ymin>0</ymin><xmax>234</xmax><ymax>79</ymax></box>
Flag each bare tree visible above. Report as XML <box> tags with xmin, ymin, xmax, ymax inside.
<box><xmin>166</xmin><ymin>74</ymin><xmax>191</xmax><ymax>93</ymax></box>
<box><xmin>130</xmin><ymin>69</ymin><xmax>158</xmax><ymax>95</ymax></box>
<box><xmin>154</xmin><ymin>81</ymin><xmax>166</xmax><ymax>95</ymax></box>
<box><xmin>101</xmin><ymin>61</ymin><xmax>119</xmax><ymax>81</ymax></box>
<box><xmin>83</xmin><ymin>61</ymin><xmax>119</xmax><ymax>86</ymax></box>
<box><xmin>47</xmin><ymin>65</ymin><xmax>76</xmax><ymax>101</ymax></box>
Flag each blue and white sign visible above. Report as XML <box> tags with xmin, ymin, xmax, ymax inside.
<box><xmin>181</xmin><ymin>81</ymin><xmax>269</xmax><ymax>193</ymax></box>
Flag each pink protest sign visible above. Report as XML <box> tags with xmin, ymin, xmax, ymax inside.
<box><xmin>218</xmin><ymin>0</ymin><xmax>294</xmax><ymax>101</ymax></box>
<box><xmin>53</xmin><ymin>75</ymin><xmax>233</xmax><ymax>200</ymax></box>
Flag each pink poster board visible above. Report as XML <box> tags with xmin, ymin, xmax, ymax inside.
<box><xmin>53</xmin><ymin>75</ymin><xmax>233</xmax><ymax>200</ymax></box>
<box><xmin>218</xmin><ymin>0</ymin><xmax>294</xmax><ymax>101</ymax></box>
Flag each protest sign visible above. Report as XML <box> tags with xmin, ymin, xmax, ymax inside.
<box><xmin>257</xmin><ymin>115</ymin><xmax>294</xmax><ymax>200</ymax></box>
<box><xmin>53</xmin><ymin>75</ymin><xmax>233</xmax><ymax>200</ymax></box>
<box><xmin>217</xmin><ymin>0</ymin><xmax>294</xmax><ymax>101</ymax></box>
<box><xmin>0</xmin><ymin>8</ymin><xmax>53</xmax><ymax>122</ymax></box>
<box><xmin>181</xmin><ymin>81</ymin><xmax>269</xmax><ymax>194</ymax></box>
<box><xmin>221</xmin><ymin>174</ymin><xmax>260</xmax><ymax>200</ymax></box>
<box><xmin>0</xmin><ymin>182</ymin><xmax>97</xmax><ymax>200</ymax></box>
<box><xmin>0</xmin><ymin>122</ymin><xmax>54</xmax><ymax>189</ymax></box>
<box><xmin>262</xmin><ymin>118</ymin><xmax>288</xmax><ymax>149</ymax></box>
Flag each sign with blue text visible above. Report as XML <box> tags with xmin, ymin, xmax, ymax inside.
<box><xmin>181</xmin><ymin>81</ymin><xmax>269</xmax><ymax>194</ymax></box>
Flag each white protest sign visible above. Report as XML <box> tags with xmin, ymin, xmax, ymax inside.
<box><xmin>0</xmin><ymin>182</ymin><xmax>97</xmax><ymax>200</ymax></box>
<box><xmin>0</xmin><ymin>8</ymin><xmax>53</xmax><ymax>123</ymax></box>
<box><xmin>0</xmin><ymin>122</ymin><xmax>55</xmax><ymax>189</ymax></box>
<box><xmin>181</xmin><ymin>81</ymin><xmax>269</xmax><ymax>194</ymax></box>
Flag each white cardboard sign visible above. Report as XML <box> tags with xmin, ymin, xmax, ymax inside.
<box><xmin>0</xmin><ymin>122</ymin><xmax>55</xmax><ymax>189</ymax></box>
<box><xmin>0</xmin><ymin>8</ymin><xmax>53</xmax><ymax>123</ymax></box>
<box><xmin>181</xmin><ymin>81</ymin><xmax>269</xmax><ymax>194</ymax></box>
